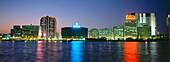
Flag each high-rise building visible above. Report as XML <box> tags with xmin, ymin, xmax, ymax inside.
<box><xmin>139</xmin><ymin>13</ymin><xmax>156</xmax><ymax>36</ymax></box>
<box><xmin>89</xmin><ymin>28</ymin><xmax>99</xmax><ymax>38</ymax></box>
<box><xmin>11</xmin><ymin>25</ymin><xmax>22</xmax><ymax>37</ymax></box>
<box><xmin>62</xmin><ymin>23</ymin><xmax>88</xmax><ymax>39</ymax></box>
<box><xmin>123</xmin><ymin>13</ymin><xmax>138</xmax><ymax>39</ymax></box>
<box><xmin>113</xmin><ymin>26</ymin><xmax>123</xmax><ymax>40</ymax></box>
<box><xmin>137</xmin><ymin>26</ymin><xmax>151</xmax><ymax>39</ymax></box>
<box><xmin>22</xmin><ymin>24</ymin><xmax>39</xmax><ymax>39</ymax></box>
<box><xmin>167</xmin><ymin>14</ymin><xmax>170</xmax><ymax>38</ymax></box>
<box><xmin>40</xmin><ymin>16</ymin><xmax>56</xmax><ymax>39</ymax></box>
<box><xmin>99</xmin><ymin>28</ymin><xmax>113</xmax><ymax>39</ymax></box>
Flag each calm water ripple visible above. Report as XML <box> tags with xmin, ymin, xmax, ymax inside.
<box><xmin>0</xmin><ymin>41</ymin><xmax>170</xmax><ymax>62</ymax></box>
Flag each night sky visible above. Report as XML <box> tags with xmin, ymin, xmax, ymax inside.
<box><xmin>0</xmin><ymin>0</ymin><xmax>169</xmax><ymax>34</ymax></box>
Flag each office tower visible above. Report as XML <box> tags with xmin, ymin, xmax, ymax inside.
<box><xmin>139</xmin><ymin>13</ymin><xmax>156</xmax><ymax>36</ymax></box>
<box><xmin>40</xmin><ymin>16</ymin><xmax>56</xmax><ymax>39</ymax></box>
<box><xmin>113</xmin><ymin>26</ymin><xmax>123</xmax><ymax>40</ymax></box>
<box><xmin>99</xmin><ymin>28</ymin><xmax>113</xmax><ymax>40</ymax></box>
<box><xmin>89</xmin><ymin>28</ymin><xmax>99</xmax><ymax>38</ymax></box>
<box><xmin>11</xmin><ymin>25</ymin><xmax>22</xmax><ymax>37</ymax></box>
<box><xmin>167</xmin><ymin>14</ymin><xmax>170</xmax><ymax>38</ymax></box>
<box><xmin>123</xmin><ymin>13</ymin><xmax>138</xmax><ymax>39</ymax></box>
<box><xmin>137</xmin><ymin>26</ymin><xmax>151</xmax><ymax>39</ymax></box>
<box><xmin>62</xmin><ymin>23</ymin><xmax>88</xmax><ymax>39</ymax></box>
<box><xmin>22</xmin><ymin>24</ymin><xmax>39</xmax><ymax>39</ymax></box>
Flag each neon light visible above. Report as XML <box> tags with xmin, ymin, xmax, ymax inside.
<box><xmin>126</xmin><ymin>15</ymin><xmax>135</xmax><ymax>20</ymax></box>
<box><xmin>73</xmin><ymin>23</ymin><xmax>81</xmax><ymax>28</ymax></box>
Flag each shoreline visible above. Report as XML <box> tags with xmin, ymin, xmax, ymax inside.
<box><xmin>0</xmin><ymin>39</ymin><xmax>169</xmax><ymax>42</ymax></box>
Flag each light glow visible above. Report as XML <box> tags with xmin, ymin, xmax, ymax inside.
<box><xmin>168</xmin><ymin>15</ymin><xmax>170</xmax><ymax>18</ymax></box>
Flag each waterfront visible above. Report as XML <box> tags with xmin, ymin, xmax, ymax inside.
<box><xmin>0</xmin><ymin>41</ymin><xmax>170</xmax><ymax>62</ymax></box>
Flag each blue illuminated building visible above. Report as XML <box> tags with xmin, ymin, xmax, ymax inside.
<box><xmin>61</xmin><ymin>23</ymin><xmax>88</xmax><ymax>39</ymax></box>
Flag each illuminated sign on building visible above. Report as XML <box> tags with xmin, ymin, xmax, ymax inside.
<box><xmin>73</xmin><ymin>23</ymin><xmax>81</xmax><ymax>28</ymax></box>
<box><xmin>126</xmin><ymin>15</ymin><xmax>135</xmax><ymax>20</ymax></box>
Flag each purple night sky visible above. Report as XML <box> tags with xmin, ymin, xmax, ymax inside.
<box><xmin>0</xmin><ymin>0</ymin><xmax>169</xmax><ymax>34</ymax></box>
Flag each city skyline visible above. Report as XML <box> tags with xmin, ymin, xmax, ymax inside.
<box><xmin>0</xmin><ymin>0</ymin><xmax>169</xmax><ymax>34</ymax></box>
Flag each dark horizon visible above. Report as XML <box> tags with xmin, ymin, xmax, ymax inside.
<box><xmin>0</xmin><ymin>0</ymin><xmax>169</xmax><ymax>34</ymax></box>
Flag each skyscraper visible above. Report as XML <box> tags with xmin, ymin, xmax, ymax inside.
<box><xmin>139</xmin><ymin>13</ymin><xmax>156</xmax><ymax>36</ymax></box>
<box><xmin>123</xmin><ymin>13</ymin><xmax>138</xmax><ymax>39</ymax></box>
<box><xmin>167</xmin><ymin>14</ymin><xmax>170</xmax><ymax>38</ymax></box>
<box><xmin>40</xmin><ymin>16</ymin><xmax>56</xmax><ymax>39</ymax></box>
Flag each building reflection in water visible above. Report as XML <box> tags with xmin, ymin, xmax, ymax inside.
<box><xmin>0</xmin><ymin>41</ymin><xmax>165</xmax><ymax>62</ymax></box>
<box><xmin>36</xmin><ymin>41</ymin><xmax>44</xmax><ymax>62</ymax></box>
<box><xmin>150</xmin><ymin>42</ymin><xmax>158</xmax><ymax>62</ymax></box>
<box><xmin>70</xmin><ymin>41</ymin><xmax>83</xmax><ymax>62</ymax></box>
<box><xmin>122</xmin><ymin>42</ymin><xmax>139</xmax><ymax>62</ymax></box>
<box><xmin>35</xmin><ymin>40</ymin><xmax>60</xmax><ymax>62</ymax></box>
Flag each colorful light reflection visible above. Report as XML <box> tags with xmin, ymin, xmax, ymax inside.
<box><xmin>36</xmin><ymin>41</ymin><xmax>44</xmax><ymax>62</ymax></box>
<box><xmin>71</xmin><ymin>41</ymin><xmax>83</xmax><ymax>62</ymax></box>
<box><xmin>122</xmin><ymin>42</ymin><xmax>139</xmax><ymax>62</ymax></box>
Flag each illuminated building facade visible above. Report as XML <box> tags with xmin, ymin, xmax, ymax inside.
<box><xmin>167</xmin><ymin>14</ymin><xmax>170</xmax><ymax>38</ymax></box>
<box><xmin>139</xmin><ymin>13</ymin><xmax>157</xmax><ymax>36</ymax></box>
<box><xmin>11</xmin><ymin>25</ymin><xmax>22</xmax><ymax>37</ymax></box>
<box><xmin>40</xmin><ymin>16</ymin><xmax>56</xmax><ymax>39</ymax></box>
<box><xmin>113</xmin><ymin>26</ymin><xmax>123</xmax><ymax>40</ymax></box>
<box><xmin>123</xmin><ymin>13</ymin><xmax>138</xmax><ymax>39</ymax></box>
<box><xmin>89</xmin><ymin>28</ymin><xmax>99</xmax><ymax>38</ymax></box>
<box><xmin>62</xmin><ymin>23</ymin><xmax>88</xmax><ymax>39</ymax></box>
<box><xmin>22</xmin><ymin>24</ymin><xmax>39</xmax><ymax>39</ymax></box>
<box><xmin>0</xmin><ymin>34</ymin><xmax>2</xmax><ymax>39</ymax></box>
<box><xmin>2</xmin><ymin>34</ymin><xmax>10</xmax><ymax>40</ymax></box>
<box><xmin>137</xmin><ymin>26</ymin><xmax>151</xmax><ymax>39</ymax></box>
<box><xmin>99</xmin><ymin>28</ymin><xmax>113</xmax><ymax>39</ymax></box>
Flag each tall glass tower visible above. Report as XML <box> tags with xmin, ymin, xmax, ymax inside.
<box><xmin>40</xmin><ymin>16</ymin><xmax>56</xmax><ymax>39</ymax></box>
<box><xmin>139</xmin><ymin>13</ymin><xmax>156</xmax><ymax>36</ymax></box>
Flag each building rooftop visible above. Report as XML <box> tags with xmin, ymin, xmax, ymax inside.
<box><xmin>22</xmin><ymin>24</ymin><xmax>39</xmax><ymax>26</ymax></box>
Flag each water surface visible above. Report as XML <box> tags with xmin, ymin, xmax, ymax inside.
<box><xmin>0</xmin><ymin>41</ymin><xmax>170</xmax><ymax>62</ymax></box>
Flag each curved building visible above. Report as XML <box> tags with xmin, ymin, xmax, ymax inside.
<box><xmin>40</xmin><ymin>16</ymin><xmax>56</xmax><ymax>39</ymax></box>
